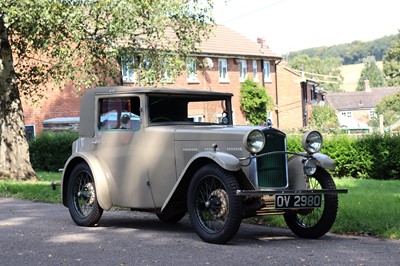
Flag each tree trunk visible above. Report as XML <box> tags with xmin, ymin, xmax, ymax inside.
<box><xmin>0</xmin><ymin>15</ymin><xmax>36</xmax><ymax>181</ymax></box>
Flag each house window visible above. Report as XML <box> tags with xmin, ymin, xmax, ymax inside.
<box><xmin>121</xmin><ymin>57</ymin><xmax>136</xmax><ymax>83</ymax></box>
<box><xmin>218</xmin><ymin>58</ymin><xmax>229</xmax><ymax>82</ymax></box>
<box><xmin>238</xmin><ymin>60</ymin><xmax>247</xmax><ymax>82</ymax></box>
<box><xmin>188</xmin><ymin>115</ymin><xmax>204</xmax><ymax>122</ymax></box>
<box><xmin>186</xmin><ymin>58</ymin><xmax>198</xmax><ymax>83</ymax></box>
<box><xmin>161</xmin><ymin>58</ymin><xmax>174</xmax><ymax>83</ymax></box>
<box><xmin>263</xmin><ymin>60</ymin><xmax>271</xmax><ymax>82</ymax></box>
<box><xmin>253</xmin><ymin>60</ymin><xmax>258</xmax><ymax>81</ymax></box>
<box><xmin>369</xmin><ymin>110</ymin><xmax>376</xmax><ymax>119</ymax></box>
<box><xmin>25</xmin><ymin>124</ymin><xmax>36</xmax><ymax>141</ymax></box>
<box><xmin>341</xmin><ymin>111</ymin><xmax>352</xmax><ymax>118</ymax></box>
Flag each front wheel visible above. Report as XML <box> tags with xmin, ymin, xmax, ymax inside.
<box><xmin>66</xmin><ymin>162</ymin><xmax>103</xmax><ymax>226</ymax></box>
<box><xmin>187</xmin><ymin>164</ymin><xmax>243</xmax><ymax>244</ymax></box>
<box><xmin>284</xmin><ymin>167</ymin><xmax>338</xmax><ymax>238</ymax></box>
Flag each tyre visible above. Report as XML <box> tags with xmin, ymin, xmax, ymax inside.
<box><xmin>187</xmin><ymin>164</ymin><xmax>243</xmax><ymax>244</ymax></box>
<box><xmin>67</xmin><ymin>162</ymin><xmax>103</xmax><ymax>226</ymax></box>
<box><xmin>156</xmin><ymin>211</ymin><xmax>186</xmax><ymax>223</ymax></box>
<box><xmin>284</xmin><ymin>167</ymin><xmax>338</xmax><ymax>238</ymax></box>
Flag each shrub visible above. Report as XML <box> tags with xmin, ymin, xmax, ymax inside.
<box><xmin>287</xmin><ymin>133</ymin><xmax>400</xmax><ymax>180</ymax></box>
<box><xmin>357</xmin><ymin>133</ymin><xmax>400</xmax><ymax>180</ymax></box>
<box><xmin>29</xmin><ymin>131</ymin><xmax>78</xmax><ymax>172</ymax></box>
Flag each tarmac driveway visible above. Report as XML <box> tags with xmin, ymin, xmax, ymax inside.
<box><xmin>0</xmin><ymin>197</ymin><xmax>399</xmax><ymax>266</ymax></box>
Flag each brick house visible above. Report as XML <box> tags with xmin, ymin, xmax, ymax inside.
<box><xmin>326</xmin><ymin>80</ymin><xmax>400</xmax><ymax>132</ymax></box>
<box><xmin>275</xmin><ymin>65</ymin><xmax>324</xmax><ymax>130</ymax></box>
<box><xmin>22</xmin><ymin>25</ymin><xmax>318</xmax><ymax>136</ymax></box>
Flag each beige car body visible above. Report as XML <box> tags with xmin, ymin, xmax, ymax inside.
<box><xmin>61</xmin><ymin>86</ymin><xmax>346</xmax><ymax>244</ymax></box>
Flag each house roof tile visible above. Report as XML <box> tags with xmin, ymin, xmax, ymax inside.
<box><xmin>196</xmin><ymin>25</ymin><xmax>282</xmax><ymax>60</ymax></box>
<box><xmin>326</xmin><ymin>87</ymin><xmax>400</xmax><ymax>110</ymax></box>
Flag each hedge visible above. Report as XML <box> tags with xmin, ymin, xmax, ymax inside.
<box><xmin>28</xmin><ymin>131</ymin><xmax>400</xmax><ymax>180</ymax></box>
<box><xmin>29</xmin><ymin>131</ymin><xmax>78</xmax><ymax>172</ymax></box>
<box><xmin>288</xmin><ymin>133</ymin><xmax>400</xmax><ymax>180</ymax></box>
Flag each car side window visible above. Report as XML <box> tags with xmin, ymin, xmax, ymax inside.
<box><xmin>98</xmin><ymin>97</ymin><xmax>141</xmax><ymax>131</ymax></box>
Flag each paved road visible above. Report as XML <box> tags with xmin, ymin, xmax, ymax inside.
<box><xmin>0</xmin><ymin>197</ymin><xmax>399</xmax><ymax>266</ymax></box>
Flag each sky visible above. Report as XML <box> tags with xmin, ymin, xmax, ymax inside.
<box><xmin>213</xmin><ymin>0</ymin><xmax>400</xmax><ymax>55</ymax></box>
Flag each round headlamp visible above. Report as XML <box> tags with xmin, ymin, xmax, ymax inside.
<box><xmin>303</xmin><ymin>158</ymin><xmax>317</xmax><ymax>176</ymax></box>
<box><xmin>302</xmin><ymin>131</ymin><xmax>323</xmax><ymax>154</ymax></box>
<box><xmin>244</xmin><ymin>130</ymin><xmax>265</xmax><ymax>153</ymax></box>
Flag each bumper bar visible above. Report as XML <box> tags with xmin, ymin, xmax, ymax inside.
<box><xmin>236</xmin><ymin>188</ymin><xmax>348</xmax><ymax>196</ymax></box>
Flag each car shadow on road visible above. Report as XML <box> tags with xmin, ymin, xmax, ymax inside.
<box><xmin>90</xmin><ymin>209</ymin><xmax>337</xmax><ymax>245</ymax></box>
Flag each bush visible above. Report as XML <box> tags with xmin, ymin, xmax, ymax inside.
<box><xmin>29</xmin><ymin>131</ymin><xmax>78</xmax><ymax>172</ymax></box>
<box><xmin>357</xmin><ymin>133</ymin><xmax>400</xmax><ymax>180</ymax></box>
<box><xmin>287</xmin><ymin>133</ymin><xmax>400</xmax><ymax>180</ymax></box>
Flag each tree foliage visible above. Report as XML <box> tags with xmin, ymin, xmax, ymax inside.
<box><xmin>370</xmin><ymin>92</ymin><xmax>400</xmax><ymax>128</ymax></box>
<box><xmin>240</xmin><ymin>79</ymin><xmax>274</xmax><ymax>125</ymax></box>
<box><xmin>288</xmin><ymin>54</ymin><xmax>343</xmax><ymax>91</ymax></box>
<box><xmin>309</xmin><ymin>104</ymin><xmax>339</xmax><ymax>132</ymax></box>
<box><xmin>356</xmin><ymin>56</ymin><xmax>386</xmax><ymax>91</ymax></box>
<box><xmin>287</xmin><ymin>34</ymin><xmax>397</xmax><ymax>65</ymax></box>
<box><xmin>383</xmin><ymin>31</ymin><xmax>400</xmax><ymax>86</ymax></box>
<box><xmin>2</xmin><ymin>0</ymin><xmax>214</xmax><ymax>98</ymax></box>
<box><xmin>0</xmin><ymin>0</ymin><xmax>214</xmax><ymax>180</ymax></box>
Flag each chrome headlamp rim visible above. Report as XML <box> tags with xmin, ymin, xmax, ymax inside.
<box><xmin>243</xmin><ymin>129</ymin><xmax>265</xmax><ymax>154</ymax></box>
<box><xmin>302</xmin><ymin>130</ymin><xmax>323</xmax><ymax>154</ymax></box>
<box><xmin>303</xmin><ymin>158</ymin><xmax>317</xmax><ymax>176</ymax></box>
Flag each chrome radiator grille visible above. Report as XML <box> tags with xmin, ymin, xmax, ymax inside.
<box><xmin>256</xmin><ymin>130</ymin><xmax>288</xmax><ymax>188</ymax></box>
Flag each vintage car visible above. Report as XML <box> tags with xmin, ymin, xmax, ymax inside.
<box><xmin>61</xmin><ymin>86</ymin><xmax>347</xmax><ymax>244</ymax></box>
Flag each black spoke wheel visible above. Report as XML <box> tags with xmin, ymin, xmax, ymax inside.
<box><xmin>187</xmin><ymin>164</ymin><xmax>242</xmax><ymax>244</ymax></box>
<box><xmin>67</xmin><ymin>163</ymin><xmax>103</xmax><ymax>226</ymax></box>
<box><xmin>284</xmin><ymin>167</ymin><xmax>338</xmax><ymax>238</ymax></box>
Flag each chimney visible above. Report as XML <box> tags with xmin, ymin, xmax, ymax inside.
<box><xmin>364</xmin><ymin>79</ymin><xmax>372</xmax><ymax>92</ymax></box>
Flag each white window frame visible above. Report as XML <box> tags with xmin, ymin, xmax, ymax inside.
<box><xmin>188</xmin><ymin>115</ymin><xmax>204</xmax><ymax>122</ymax></box>
<box><xmin>253</xmin><ymin>60</ymin><xmax>258</xmax><ymax>82</ymax></box>
<box><xmin>218</xmin><ymin>58</ymin><xmax>229</xmax><ymax>83</ymax></box>
<box><xmin>186</xmin><ymin>58</ymin><xmax>198</xmax><ymax>83</ymax></box>
<box><xmin>369</xmin><ymin>109</ymin><xmax>376</xmax><ymax>119</ymax></box>
<box><xmin>121</xmin><ymin>57</ymin><xmax>136</xmax><ymax>83</ymax></box>
<box><xmin>341</xmin><ymin>111</ymin><xmax>352</xmax><ymax>118</ymax></box>
<box><xmin>238</xmin><ymin>60</ymin><xmax>248</xmax><ymax>82</ymax></box>
<box><xmin>263</xmin><ymin>60</ymin><xmax>271</xmax><ymax>82</ymax></box>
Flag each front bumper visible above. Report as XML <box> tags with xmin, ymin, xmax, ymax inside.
<box><xmin>236</xmin><ymin>188</ymin><xmax>348</xmax><ymax>196</ymax></box>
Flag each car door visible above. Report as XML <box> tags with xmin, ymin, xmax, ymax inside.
<box><xmin>92</xmin><ymin>95</ymin><xmax>155</xmax><ymax>208</ymax></box>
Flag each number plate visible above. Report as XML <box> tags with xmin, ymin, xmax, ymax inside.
<box><xmin>275</xmin><ymin>194</ymin><xmax>322</xmax><ymax>209</ymax></box>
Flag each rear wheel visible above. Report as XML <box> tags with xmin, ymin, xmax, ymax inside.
<box><xmin>67</xmin><ymin>163</ymin><xmax>103</xmax><ymax>226</ymax></box>
<box><xmin>284</xmin><ymin>167</ymin><xmax>338</xmax><ymax>238</ymax></box>
<box><xmin>187</xmin><ymin>164</ymin><xmax>243</xmax><ymax>244</ymax></box>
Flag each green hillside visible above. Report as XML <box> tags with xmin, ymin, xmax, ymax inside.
<box><xmin>340</xmin><ymin>61</ymin><xmax>383</xmax><ymax>92</ymax></box>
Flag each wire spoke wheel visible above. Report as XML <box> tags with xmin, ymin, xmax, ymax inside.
<box><xmin>73</xmin><ymin>171</ymin><xmax>96</xmax><ymax>219</ymax></box>
<box><xmin>67</xmin><ymin>163</ymin><xmax>103</xmax><ymax>226</ymax></box>
<box><xmin>188</xmin><ymin>164</ymin><xmax>242</xmax><ymax>244</ymax></box>
<box><xmin>195</xmin><ymin>178</ymin><xmax>229</xmax><ymax>233</ymax></box>
<box><xmin>284</xmin><ymin>167</ymin><xmax>338</xmax><ymax>238</ymax></box>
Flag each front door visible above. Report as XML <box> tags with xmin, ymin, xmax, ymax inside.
<box><xmin>92</xmin><ymin>95</ymin><xmax>155</xmax><ymax>208</ymax></box>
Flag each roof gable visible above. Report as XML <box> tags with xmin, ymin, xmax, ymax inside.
<box><xmin>326</xmin><ymin>87</ymin><xmax>400</xmax><ymax>110</ymax></box>
<box><xmin>196</xmin><ymin>25</ymin><xmax>281</xmax><ymax>59</ymax></box>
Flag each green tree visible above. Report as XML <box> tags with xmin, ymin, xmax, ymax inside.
<box><xmin>0</xmin><ymin>0</ymin><xmax>214</xmax><ymax>180</ymax></box>
<box><xmin>356</xmin><ymin>56</ymin><xmax>386</xmax><ymax>91</ymax></box>
<box><xmin>309</xmin><ymin>104</ymin><xmax>339</xmax><ymax>132</ymax></box>
<box><xmin>383</xmin><ymin>31</ymin><xmax>400</xmax><ymax>86</ymax></box>
<box><xmin>240</xmin><ymin>79</ymin><xmax>274</xmax><ymax>125</ymax></box>
<box><xmin>288</xmin><ymin>54</ymin><xmax>343</xmax><ymax>91</ymax></box>
<box><xmin>370</xmin><ymin>92</ymin><xmax>400</xmax><ymax>128</ymax></box>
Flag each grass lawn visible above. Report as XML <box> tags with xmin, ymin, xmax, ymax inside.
<box><xmin>1</xmin><ymin>172</ymin><xmax>399</xmax><ymax>239</ymax></box>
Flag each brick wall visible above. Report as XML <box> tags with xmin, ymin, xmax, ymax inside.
<box><xmin>275</xmin><ymin>66</ymin><xmax>304</xmax><ymax>130</ymax></box>
<box><xmin>22</xmin><ymin>56</ymin><xmax>282</xmax><ymax>134</ymax></box>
